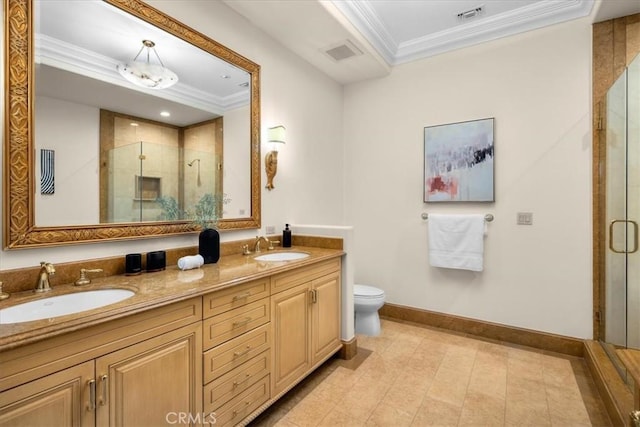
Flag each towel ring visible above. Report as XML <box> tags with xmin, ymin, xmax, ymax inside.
<box><xmin>421</xmin><ymin>213</ymin><xmax>494</xmax><ymax>222</ymax></box>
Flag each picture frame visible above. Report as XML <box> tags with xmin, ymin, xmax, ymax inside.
<box><xmin>40</xmin><ymin>149</ymin><xmax>55</xmax><ymax>195</ymax></box>
<box><xmin>423</xmin><ymin>117</ymin><xmax>494</xmax><ymax>202</ymax></box>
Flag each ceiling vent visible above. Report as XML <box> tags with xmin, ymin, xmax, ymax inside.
<box><xmin>457</xmin><ymin>5</ymin><xmax>484</xmax><ymax>21</ymax></box>
<box><xmin>323</xmin><ymin>40</ymin><xmax>363</xmax><ymax>62</ymax></box>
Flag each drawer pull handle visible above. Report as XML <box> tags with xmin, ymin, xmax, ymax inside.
<box><xmin>88</xmin><ymin>379</ymin><xmax>96</xmax><ymax>411</ymax></box>
<box><xmin>233</xmin><ymin>346</ymin><xmax>251</xmax><ymax>359</ymax></box>
<box><xmin>99</xmin><ymin>374</ymin><xmax>108</xmax><ymax>406</ymax></box>
<box><xmin>233</xmin><ymin>374</ymin><xmax>252</xmax><ymax>388</ymax></box>
<box><xmin>232</xmin><ymin>291</ymin><xmax>251</xmax><ymax>301</ymax></box>
<box><xmin>233</xmin><ymin>317</ymin><xmax>252</xmax><ymax>327</ymax></box>
<box><xmin>232</xmin><ymin>401</ymin><xmax>252</xmax><ymax>419</ymax></box>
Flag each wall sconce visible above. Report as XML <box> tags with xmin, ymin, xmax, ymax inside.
<box><xmin>265</xmin><ymin>125</ymin><xmax>285</xmax><ymax>190</ymax></box>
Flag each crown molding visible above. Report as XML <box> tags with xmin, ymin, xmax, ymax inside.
<box><xmin>332</xmin><ymin>0</ymin><xmax>594</xmax><ymax>66</ymax></box>
<box><xmin>35</xmin><ymin>34</ymin><xmax>249</xmax><ymax>114</ymax></box>
<box><xmin>330</xmin><ymin>0</ymin><xmax>397</xmax><ymax>65</ymax></box>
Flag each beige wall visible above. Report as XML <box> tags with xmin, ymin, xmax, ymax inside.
<box><xmin>343</xmin><ymin>18</ymin><xmax>593</xmax><ymax>339</ymax></box>
<box><xmin>34</xmin><ymin>96</ymin><xmax>100</xmax><ymax>226</ymax></box>
<box><xmin>223</xmin><ymin>105</ymin><xmax>251</xmax><ymax>218</ymax></box>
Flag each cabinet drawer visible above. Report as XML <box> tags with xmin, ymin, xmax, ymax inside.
<box><xmin>204</xmin><ymin>349</ymin><xmax>270</xmax><ymax>412</ymax></box>
<box><xmin>203</xmin><ymin>278</ymin><xmax>270</xmax><ymax>319</ymax></box>
<box><xmin>204</xmin><ymin>323</ymin><xmax>271</xmax><ymax>383</ymax></box>
<box><xmin>203</xmin><ymin>298</ymin><xmax>270</xmax><ymax>350</ymax></box>
<box><xmin>271</xmin><ymin>258</ymin><xmax>341</xmax><ymax>294</ymax></box>
<box><xmin>208</xmin><ymin>375</ymin><xmax>270</xmax><ymax>426</ymax></box>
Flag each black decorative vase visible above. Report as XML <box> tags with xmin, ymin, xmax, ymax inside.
<box><xmin>198</xmin><ymin>228</ymin><xmax>220</xmax><ymax>264</ymax></box>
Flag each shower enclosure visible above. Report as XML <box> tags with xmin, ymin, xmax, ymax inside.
<box><xmin>602</xmin><ymin>53</ymin><xmax>640</xmax><ymax>379</ymax></box>
<box><xmin>106</xmin><ymin>141</ymin><xmax>220</xmax><ymax>223</ymax></box>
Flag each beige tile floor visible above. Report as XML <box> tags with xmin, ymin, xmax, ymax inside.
<box><xmin>251</xmin><ymin>319</ymin><xmax>612</xmax><ymax>426</ymax></box>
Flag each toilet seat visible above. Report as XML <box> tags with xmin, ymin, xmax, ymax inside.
<box><xmin>354</xmin><ymin>284</ymin><xmax>385</xmax><ymax>299</ymax></box>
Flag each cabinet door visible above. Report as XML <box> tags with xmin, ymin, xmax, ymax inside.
<box><xmin>271</xmin><ymin>283</ymin><xmax>311</xmax><ymax>396</ymax></box>
<box><xmin>0</xmin><ymin>361</ymin><xmax>94</xmax><ymax>427</ymax></box>
<box><xmin>95</xmin><ymin>323</ymin><xmax>202</xmax><ymax>427</ymax></box>
<box><xmin>311</xmin><ymin>271</ymin><xmax>342</xmax><ymax>364</ymax></box>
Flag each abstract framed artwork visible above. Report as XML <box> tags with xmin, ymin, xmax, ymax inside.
<box><xmin>40</xmin><ymin>149</ymin><xmax>55</xmax><ymax>195</ymax></box>
<box><xmin>424</xmin><ymin>117</ymin><xmax>494</xmax><ymax>202</ymax></box>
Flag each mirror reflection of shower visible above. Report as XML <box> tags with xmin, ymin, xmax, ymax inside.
<box><xmin>188</xmin><ymin>158</ymin><xmax>201</xmax><ymax>186</ymax></box>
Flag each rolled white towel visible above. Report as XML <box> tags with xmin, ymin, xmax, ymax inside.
<box><xmin>177</xmin><ymin>254</ymin><xmax>204</xmax><ymax>271</ymax></box>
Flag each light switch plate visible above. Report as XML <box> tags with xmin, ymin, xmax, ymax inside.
<box><xmin>517</xmin><ymin>212</ymin><xmax>533</xmax><ymax>225</ymax></box>
<box><xmin>265</xmin><ymin>225</ymin><xmax>276</xmax><ymax>234</ymax></box>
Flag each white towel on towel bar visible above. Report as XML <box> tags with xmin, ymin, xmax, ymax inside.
<box><xmin>428</xmin><ymin>214</ymin><xmax>486</xmax><ymax>272</ymax></box>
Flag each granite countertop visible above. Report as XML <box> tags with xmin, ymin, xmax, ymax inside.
<box><xmin>0</xmin><ymin>246</ymin><xmax>344</xmax><ymax>351</ymax></box>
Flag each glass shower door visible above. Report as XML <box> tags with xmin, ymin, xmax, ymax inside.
<box><xmin>627</xmin><ymin>54</ymin><xmax>640</xmax><ymax>349</ymax></box>
<box><xmin>604</xmin><ymin>53</ymin><xmax>640</xmax><ymax>358</ymax></box>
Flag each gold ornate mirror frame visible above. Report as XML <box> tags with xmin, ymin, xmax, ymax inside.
<box><xmin>3</xmin><ymin>0</ymin><xmax>261</xmax><ymax>249</ymax></box>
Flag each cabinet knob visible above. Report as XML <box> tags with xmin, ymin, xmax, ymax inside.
<box><xmin>233</xmin><ymin>346</ymin><xmax>251</xmax><ymax>359</ymax></box>
<box><xmin>232</xmin><ymin>291</ymin><xmax>251</xmax><ymax>301</ymax></box>
<box><xmin>232</xmin><ymin>317</ymin><xmax>252</xmax><ymax>328</ymax></box>
<box><xmin>232</xmin><ymin>374</ymin><xmax>251</xmax><ymax>388</ymax></box>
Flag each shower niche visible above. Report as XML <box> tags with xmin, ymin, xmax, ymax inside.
<box><xmin>100</xmin><ymin>110</ymin><xmax>223</xmax><ymax>223</ymax></box>
<box><xmin>135</xmin><ymin>176</ymin><xmax>161</xmax><ymax>201</ymax></box>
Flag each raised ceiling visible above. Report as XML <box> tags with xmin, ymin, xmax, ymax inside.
<box><xmin>225</xmin><ymin>0</ymin><xmax>640</xmax><ymax>84</ymax></box>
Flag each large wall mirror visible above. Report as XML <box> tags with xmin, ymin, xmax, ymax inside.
<box><xmin>4</xmin><ymin>0</ymin><xmax>261</xmax><ymax>249</ymax></box>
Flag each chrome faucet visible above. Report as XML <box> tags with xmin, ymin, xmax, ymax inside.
<box><xmin>253</xmin><ymin>236</ymin><xmax>270</xmax><ymax>252</ymax></box>
<box><xmin>35</xmin><ymin>262</ymin><xmax>55</xmax><ymax>293</ymax></box>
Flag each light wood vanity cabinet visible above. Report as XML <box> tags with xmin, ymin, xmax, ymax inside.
<box><xmin>310</xmin><ymin>270</ymin><xmax>342</xmax><ymax>363</ymax></box>
<box><xmin>201</xmin><ymin>278</ymin><xmax>272</xmax><ymax>426</ymax></box>
<box><xmin>0</xmin><ymin>361</ymin><xmax>95</xmax><ymax>427</ymax></box>
<box><xmin>271</xmin><ymin>282</ymin><xmax>312</xmax><ymax>395</ymax></box>
<box><xmin>0</xmin><ymin>298</ymin><xmax>202</xmax><ymax>427</ymax></box>
<box><xmin>271</xmin><ymin>258</ymin><xmax>342</xmax><ymax>397</ymax></box>
<box><xmin>95</xmin><ymin>323</ymin><xmax>202</xmax><ymax>426</ymax></box>
<box><xmin>0</xmin><ymin>254</ymin><xmax>343</xmax><ymax>427</ymax></box>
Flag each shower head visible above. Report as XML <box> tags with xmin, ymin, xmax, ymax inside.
<box><xmin>187</xmin><ymin>159</ymin><xmax>200</xmax><ymax>167</ymax></box>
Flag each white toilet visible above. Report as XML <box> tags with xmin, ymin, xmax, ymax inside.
<box><xmin>353</xmin><ymin>284</ymin><xmax>386</xmax><ymax>336</ymax></box>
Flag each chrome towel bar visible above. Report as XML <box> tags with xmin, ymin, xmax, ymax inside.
<box><xmin>421</xmin><ymin>213</ymin><xmax>494</xmax><ymax>222</ymax></box>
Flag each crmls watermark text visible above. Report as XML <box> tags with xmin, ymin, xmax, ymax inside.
<box><xmin>165</xmin><ymin>412</ymin><xmax>217</xmax><ymax>425</ymax></box>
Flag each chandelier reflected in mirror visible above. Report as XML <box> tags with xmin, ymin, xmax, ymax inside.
<box><xmin>117</xmin><ymin>40</ymin><xmax>178</xmax><ymax>89</ymax></box>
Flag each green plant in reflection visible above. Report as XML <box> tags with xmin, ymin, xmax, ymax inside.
<box><xmin>155</xmin><ymin>196</ymin><xmax>185</xmax><ymax>221</ymax></box>
<box><xmin>156</xmin><ymin>193</ymin><xmax>229</xmax><ymax>228</ymax></box>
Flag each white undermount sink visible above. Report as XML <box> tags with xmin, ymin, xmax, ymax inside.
<box><xmin>254</xmin><ymin>251</ymin><xmax>310</xmax><ymax>262</ymax></box>
<box><xmin>0</xmin><ymin>289</ymin><xmax>135</xmax><ymax>324</ymax></box>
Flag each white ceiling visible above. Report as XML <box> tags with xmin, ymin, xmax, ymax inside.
<box><xmin>35</xmin><ymin>0</ymin><xmax>251</xmax><ymax>126</ymax></box>
<box><xmin>225</xmin><ymin>0</ymin><xmax>640</xmax><ymax>84</ymax></box>
<box><xmin>33</xmin><ymin>0</ymin><xmax>640</xmax><ymax>120</ymax></box>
